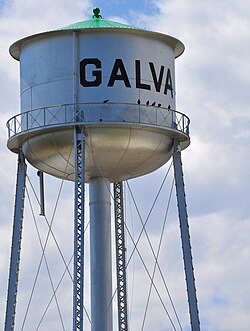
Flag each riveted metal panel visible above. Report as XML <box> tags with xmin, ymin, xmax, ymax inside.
<box><xmin>77</xmin><ymin>31</ymin><xmax>176</xmax><ymax>108</ymax></box>
<box><xmin>20</xmin><ymin>34</ymin><xmax>73</xmax><ymax>111</ymax></box>
<box><xmin>19</xmin><ymin>30</ymin><xmax>176</xmax><ymax>112</ymax></box>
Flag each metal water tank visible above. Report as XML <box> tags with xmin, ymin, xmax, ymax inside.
<box><xmin>7</xmin><ymin>10</ymin><xmax>189</xmax><ymax>182</ymax></box>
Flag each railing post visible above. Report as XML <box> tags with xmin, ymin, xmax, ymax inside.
<box><xmin>14</xmin><ymin>118</ymin><xmax>16</xmax><ymax>135</ymax></box>
<box><xmin>26</xmin><ymin>111</ymin><xmax>29</xmax><ymax>131</ymax></box>
<box><xmin>44</xmin><ymin>108</ymin><xmax>46</xmax><ymax>126</ymax></box>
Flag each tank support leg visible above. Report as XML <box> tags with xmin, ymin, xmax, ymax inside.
<box><xmin>73</xmin><ymin>127</ymin><xmax>85</xmax><ymax>331</ymax></box>
<box><xmin>172</xmin><ymin>140</ymin><xmax>200</xmax><ymax>331</ymax></box>
<box><xmin>114</xmin><ymin>182</ymin><xmax>128</xmax><ymax>331</ymax></box>
<box><xmin>89</xmin><ymin>177</ymin><xmax>113</xmax><ymax>331</ymax></box>
<box><xmin>5</xmin><ymin>150</ymin><xmax>27</xmax><ymax>331</ymax></box>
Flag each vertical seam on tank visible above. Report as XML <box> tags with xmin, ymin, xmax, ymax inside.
<box><xmin>114</xmin><ymin>126</ymin><xmax>132</xmax><ymax>169</ymax></box>
<box><xmin>73</xmin><ymin>31</ymin><xmax>79</xmax><ymax>117</ymax></box>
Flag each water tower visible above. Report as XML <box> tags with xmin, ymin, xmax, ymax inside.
<box><xmin>5</xmin><ymin>8</ymin><xmax>200</xmax><ymax>331</ymax></box>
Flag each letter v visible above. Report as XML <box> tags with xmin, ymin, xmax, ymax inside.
<box><xmin>149</xmin><ymin>62</ymin><xmax>165</xmax><ymax>93</ymax></box>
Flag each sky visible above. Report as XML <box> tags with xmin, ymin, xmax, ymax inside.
<box><xmin>0</xmin><ymin>0</ymin><xmax>250</xmax><ymax>330</ymax></box>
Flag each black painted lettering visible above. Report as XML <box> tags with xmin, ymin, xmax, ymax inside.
<box><xmin>164</xmin><ymin>68</ymin><xmax>173</xmax><ymax>98</ymax></box>
<box><xmin>80</xmin><ymin>58</ymin><xmax>102</xmax><ymax>87</ymax></box>
<box><xmin>107</xmin><ymin>59</ymin><xmax>131</xmax><ymax>87</ymax></box>
<box><xmin>149</xmin><ymin>62</ymin><xmax>165</xmax><ymax>93</ymax></box>
<box><xmin>135</xmin><ymin>60</ymin><xmax>151</xmax><ymax>90</ymax></box>
<box><xmin>79</xmin><ymin>57</ymin><xmax>174</xmax><ymax>97</ymax></box>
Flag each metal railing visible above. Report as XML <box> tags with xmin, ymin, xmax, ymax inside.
<box><xmin>7</xmin><ymin>102</ymin><xmax>190</xmax><ymax>139</ymax></box>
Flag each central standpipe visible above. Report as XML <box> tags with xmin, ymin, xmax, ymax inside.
<box><xmin>89</xmin><ymin>178</ymin><xmax>113</xmax><ymax>331</ymax></box>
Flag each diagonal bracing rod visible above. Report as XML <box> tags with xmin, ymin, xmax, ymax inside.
<box><xmin>73</xmin><ymin>126</ymin><xmax>85</xmax><ymax>331</ymax></box>
<box><xmin>113</xmin><ymin>182</ymin><xmax>128</xmax><ymax>331</ymax></box>
<box><xmin>172</xmin><ymin>140</ymin><xmax>200</xmax><ymax>331</ymax></box>
<box><xmin>5</xmin><ymin>150</ymin><xmax>27</xmax><ymax>331</ymax></box>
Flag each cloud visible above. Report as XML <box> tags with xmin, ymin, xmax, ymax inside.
<box><xmin>135</xmin><ymin>1</ymin><xmax>250</xmax><ymax>330</ymax></box>
<box><xmin>191</xmin><ymin>212</ymin><xmax>250</xmax><ymax>331</ymax></box>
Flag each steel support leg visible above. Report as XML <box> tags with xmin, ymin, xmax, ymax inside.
<box><xmin>89</xmin><ymin>177</ymin><xmax>113</xmax><ymax>331</ymax></box>
<box><xmin>113</xmin><ymin>182</ymin><xmax>128</xmax><ymax>331</ymax></box>
<box><xmin>172</xmin><ymin>140</ymin><xmax>200</xmax><ymax>331</ymax></box>
<box><xmin>73</xmin><ymin>127</ymin><xmax>85</xmax><ymax>331</ymax></box>
<box><xmin>5</xmin><ymin>151</ymin><xmax>27</xmax><ymax>331</ymax></box>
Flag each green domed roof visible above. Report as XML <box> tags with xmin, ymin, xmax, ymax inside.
<box><xmin>9</xmin><ymin>8</ymin><xmax>185</xmax><ymax>61</ymax></box>
<box><xmin>56</xmin><ymin>9</ymin><xmax>143</xmax><ymax>31</ymax></box>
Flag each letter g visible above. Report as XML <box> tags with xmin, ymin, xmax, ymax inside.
<box><xmin>80</xmin><ymin>58</ymin><xmax>102</xmax><ymax>87</ymax></box>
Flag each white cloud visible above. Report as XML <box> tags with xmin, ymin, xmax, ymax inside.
<box><xmin>136</xmin><ymin>1</ymin><xmax>250</xmax><ymax>330</ymax></box>
<box><xmin>190</xmin><ymin>212</ymin><xmax>250</xmax><ymax>330</ymax></box>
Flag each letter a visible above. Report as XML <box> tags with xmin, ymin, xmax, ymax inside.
<box><xmin>108</xmin><ymin>59</ymin><xmax>131</xmax><ymax>87</ymax></box>
<box><xmin>164</xmin><ymin>68</ymin><xmax>174</xmax><ymax>98</ymax></box>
